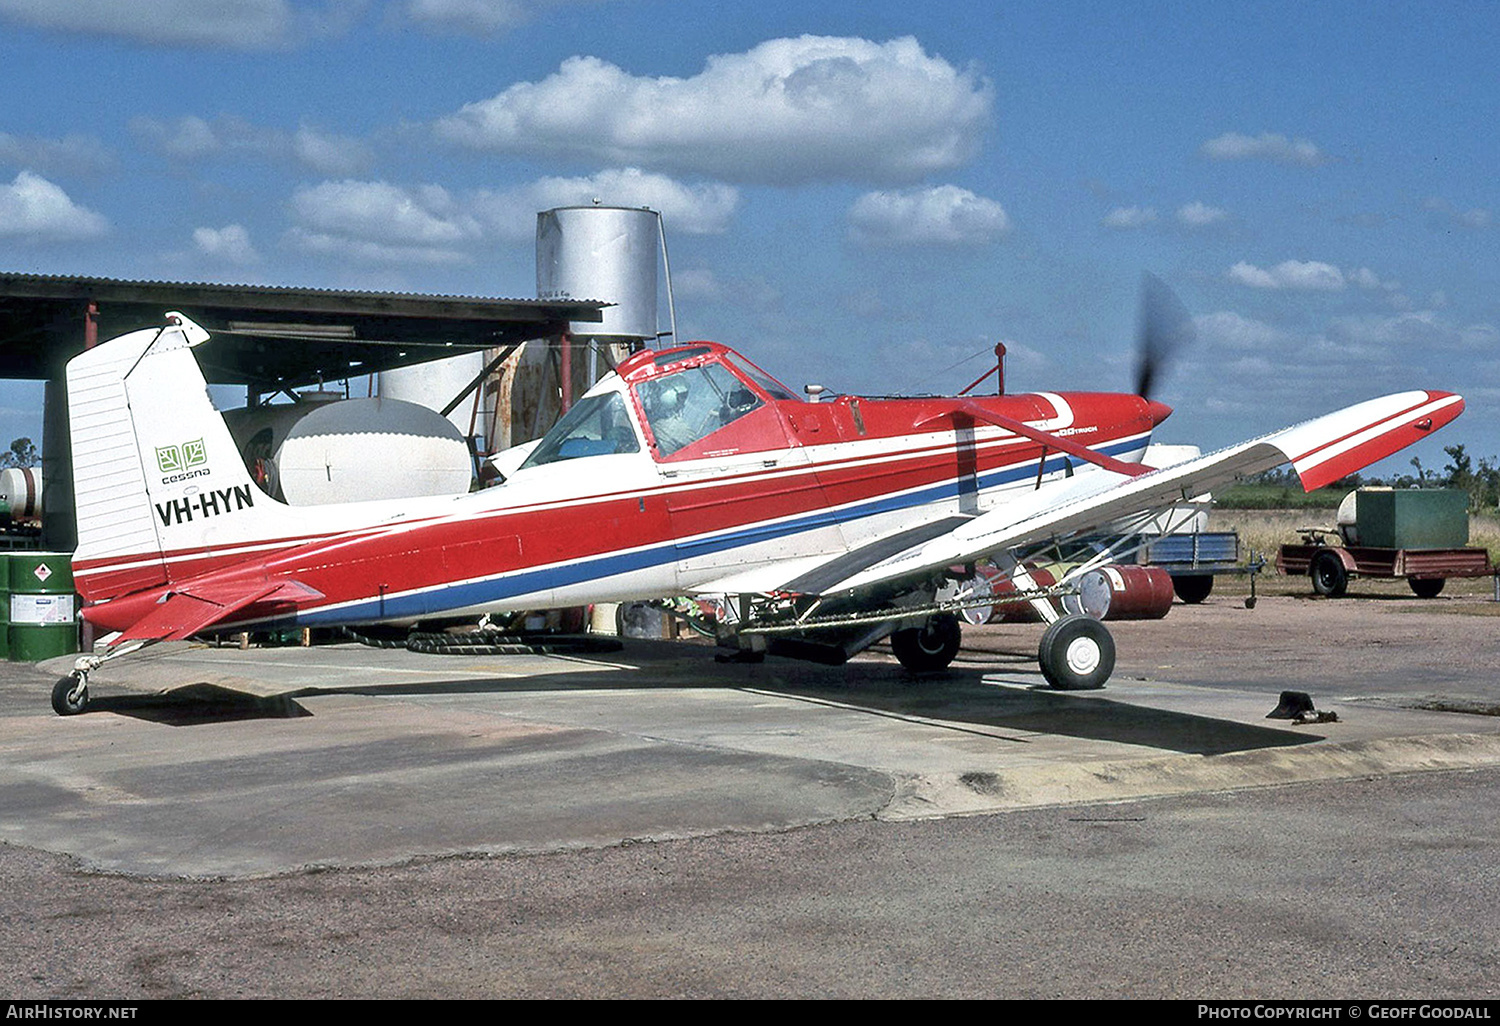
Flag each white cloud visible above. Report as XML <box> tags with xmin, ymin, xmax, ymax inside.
<box><xmin>292</xmin><ymin>126</ymin><xmax>373</xmax><ymax>176</ymax></box>
<box><xmin>1176</xmin><ymin>201</ymin><xmax>1227</xmax><ymax>228</ymax></box>
<box><xmin>193</xmin><ymin>224</ymin><xmax>260</xmax><ymax>265</ymax></box>
<box><xmin>0</xmin><ymin>0</ymin><xmax>321</xmax><ymax>49</ymax></box>
<box><xmin>1194</xmin><ymin>311</ymin><xmax>1286</xmax><ymax>352</ymax></box>
<box><xmin>847</xmin><ymin>185</ymin><xmax>1010</xmax><ymax>246</ymax></box>
<box><xmin>435</xmin><ymin>35</ymin><xmax>992</xmax><ymax>185</ymax></box>
<box><xmin>1201</xmin><ymin>131</ymin><xmax>1328</xmax><ymax>166</ymax></box>
<box><xmin>478</xmin><ymin>168</ymin><xmax>738</xmax><ymax>239</ymax></box>
<box><xmin>402</xmin><ymin>0</ymin><xmax>608</xmax><ymax>36</ymax></box>
<box><xmin>1101</xmin><ymin>206</ymin><xmax>1156</xmax><ymax>230</ymax></box>
<box><xmin>1328</xmin><ymin>311</ymin><xmax>1500</xmax><ymax>353</ymax></box>
<box><xmin>670</xmin><ymin>268</ymin><xmax>726</xmax><ymax>301</ymax></box>
<box><xmin>290</xmin><ymin>180</ymin><xmax>483</xmax><ymax>264</ymax></box>
<box><xmin>133</xmin><ymin>115</ymin><xmax>372</xmax><ymax>175</ymax></box>
<box><xmin>0</xmin><ymin>132</ymin><xmax>113</xmax><ymax>176</ymax></box>
<box><xmin>1227</xmin><ymin>260</ymin><xmax>1345</xmax><ymax>291</ymax></box>
<box><xmin>0</xmin><ymin>171</ymin><xmax>108</xmax><ymax>241</ymax></box>
<box><xmin>287</xmin><ymin>169</ymin><xmax>732</xmax><ymax>264</ymax></box>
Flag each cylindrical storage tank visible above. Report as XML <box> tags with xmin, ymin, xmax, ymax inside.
<box><xmin>1076</xmin><ymin>565</ymin><xmax>1176</xmax><ymax>621</ymax></box>
<box><xmin>377</xmin><ymin>351</ymin><xmax>491</xmax><ymax>443</ymax></box>
<box><xmin>0</xmin><ymin>467</ymin><xmax>42</xmax><ymax>521</ymax></box>
<box><xmin>537</xmin><ymin>206</ymin><xmax>660</xmax><ymax>343</ymax></box>
<box><xmin>226</xmin><ymin>397</ymin><xmax>473</xmax><ymax>505</ymax></box>
<box><xmin>8</xmin><ymin>551</ymin><xmax>77</xmax><ymax>661</ymax></box>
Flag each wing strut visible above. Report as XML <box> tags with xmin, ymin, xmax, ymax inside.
<box><xmin>917</xmin><ymin>400</ymin><xmax>1154</xmax><ymax>479</ymax></box>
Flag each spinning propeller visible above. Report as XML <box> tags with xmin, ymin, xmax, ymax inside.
<box><xmin>1134</xmin><ymin>272</ymin><xmax>1195</xmax><ymax>401</ymax></box>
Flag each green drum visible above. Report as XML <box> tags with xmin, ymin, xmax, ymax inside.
<box><xmin>0</xmin><ymin>552</ymin><xmax>9</xmax><ymax>660</ymax></box>
<box><xmin>9</xmin><ymin>551</ymin><xmax>78</xmax><ymax>661</ymax></box>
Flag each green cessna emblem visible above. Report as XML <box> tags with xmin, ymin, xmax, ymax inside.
<box><xmin>156</xmin><ymin>438</ymin><xmax>207</xmax><ymax>475</ymax></box>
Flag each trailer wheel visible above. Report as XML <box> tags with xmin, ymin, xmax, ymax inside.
<box><xmin>1409</xmin><ymin>577</ymin><xmax>1446</xmax><ymax>599</ymax></box>
<box><xmin>891</xmin><ymin>614</ymin><xmax>962</xmax><ymax>672</ymax></box>
<box><xmin>1038</xmin><ymin>614</ymin><xmax>1114</xmax><ymax>690</ymax></box>
<box><xmin>1310</xmin><ymin>551</ymin><xmax>1348</xmax><ymax>598</ymax></box>
<box><xmin>1172</xmin><ymin>574</ymin><xmax>1214</xmax><ymax>604</ymax></box>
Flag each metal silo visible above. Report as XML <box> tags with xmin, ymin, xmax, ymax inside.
<box><xmin>536</xmin><ymin>205</ymin><xmax>665</xmax><ymax>347</ymax></box>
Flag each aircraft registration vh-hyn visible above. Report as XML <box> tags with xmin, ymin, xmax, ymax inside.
<box><xmin>50</xmin><ymin>284</ymin><xmax>1463</xmax><ymax>715</ymax></box>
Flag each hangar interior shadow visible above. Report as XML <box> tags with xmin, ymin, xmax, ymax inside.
<box><xmin>83</xmin><ymin>638</ymin><xmax>1320</xmax><ymax>755</ymax></box>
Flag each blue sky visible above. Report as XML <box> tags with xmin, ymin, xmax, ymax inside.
<box><xmin>1</xmin><ymin>0</ymin><xmax>1495</xmax><ymax>481</ymax></box>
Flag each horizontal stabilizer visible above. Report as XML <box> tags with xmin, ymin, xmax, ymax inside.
<box><xmin>114</xmin><ymin>578</ymin><xmax>324</xmax><ymax>645</ymax></box>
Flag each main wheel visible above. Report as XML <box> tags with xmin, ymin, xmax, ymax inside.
<box><xmin>51</xmin><ymin>674</ymin><xmax>88</xmax><ymax>716</ymax></box>
<box><xmin>1409</xmin><ymin>577</ymin><xmax>1446</xmax><ymax>599</ymax></box>
<box><xmin>1038</xmin><ymin>614</ymin><xmax>1115</xmax><ymax>690</ymax></box>
<box><xmin>1172</xmin><ymin>574</ymin><xmax>1214</xmax><ymax>604</ymax></box>
<box><xmin>1310</xmin><ymin>551</ymin><xmax>1349</xmax><ymax>598</ymax></box>
<box><xmin>891</xmin><ymin>613</ymin><xmax>962</xmax><ymax>672</ymax></box>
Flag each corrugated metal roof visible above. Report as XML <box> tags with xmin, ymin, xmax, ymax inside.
<box><xmin>0</xmin><ymin>271</ymin><xmax>608</xmax><ymax>387</ymax></box>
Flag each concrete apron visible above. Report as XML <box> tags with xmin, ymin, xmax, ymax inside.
<box><xmin>6</xmin><ymin>640</ymin><xmax>1499</xmax><ymax>878</ymax></box>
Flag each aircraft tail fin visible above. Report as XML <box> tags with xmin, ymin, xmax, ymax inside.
<box><xmin>67</xmin><ymin>313</ymin><xmax>298</xmax><ymax>602</ymax></box>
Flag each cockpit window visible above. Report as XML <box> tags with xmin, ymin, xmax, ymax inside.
<box><xmin>638</xmin><ymin>361</ymin><xmax>762</xmax><ymax>457</ymax></box>
<box><xmin>519</xmin><ymin>392</ymin><xmax>640</xmax><ymax>468</ymax></box>
<box><xmin>724</xmin><ymin>353</ymin><xmax>797</xmax><ymax>401</ymax></box>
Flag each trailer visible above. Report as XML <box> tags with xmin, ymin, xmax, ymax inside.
<box><xmin>1277</xmin><ymin>532</ymin><xmax>1492</xmax><ymax>598</ymax></box>
<box><xmin>1276</xmin><ymin>488</ymin><xmax>1494</xmax><ymax>598</ymax></box>
<box><xmin>1136</xmin><ymin>530</ymin><xmax>1263</xmax><ymax>605</ymax></box>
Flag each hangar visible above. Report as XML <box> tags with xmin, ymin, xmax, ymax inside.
<box><xmin>0</xmin><ymin>271</ymin><xmax>606</xmax><ymax>549</ymax></box>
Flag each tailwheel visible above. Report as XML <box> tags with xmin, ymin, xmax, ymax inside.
<box><xmin>891</xmin><ymin>613</ymin><xmax>962</xmax><ymax>672</ymax></box>
<box><xmin>51</xmin><ymin>672</ymin><xmax>89</xmax><ymax>716</ymax></box>
<box><xmin>1038</xmin><ymin>614</ymin><xmax>1115</xmax><ymax>690</ymax></box>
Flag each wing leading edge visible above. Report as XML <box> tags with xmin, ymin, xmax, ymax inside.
<box><xmin>785</xmin><ymin>389</ymin><xmax>1463</xmax><ymax>598</ymax></box>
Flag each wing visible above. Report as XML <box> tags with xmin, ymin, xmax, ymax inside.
<box><xmin>722</xmin><ymin>389</ymin><xmax>1461</xmax><ymax>599</ymax></box>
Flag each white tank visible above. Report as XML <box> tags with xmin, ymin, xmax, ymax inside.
<box><xmin>377</xmin><ymin>350</ymin><xmax>490</xmax><ymax>442</ymax></box>
<box><xmin>537</xmin><ymin>205</ymin><xmax>660</xmax><ymax>343</ymax></box>
<box><xmin>225</xmin><ymin>397</ymin><xmax>472</xmax><ymax>505</ymax></box>
<box><xmin>1337</xmin><ymin>489</ymin><xmax>1361</xmax><ymax>545</ymax></box>
<box><xmin>0</xmin><ymin>466</ymin><xmax>42</xmax><ymax>520</ymax></box>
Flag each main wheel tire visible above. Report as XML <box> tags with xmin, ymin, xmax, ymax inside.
<box><xmin>51</xmin><ymin>674</ymin><xmax>88</xmax><ymax>716</ymax></box>
<box><xmin>1409</xmin><ymin>577</ymin><xmax>1446</xmax><ymax>599</ymax></box>
<box><xmin>1172</xmin><ymin>574</ymin><xmax>1215</xmax><ymax>604</ymax></box>
<box><xmin>1038</xmin><ymin>614</ymin><xmax>1115</xmax><ymax>690</ymax></box>
<box><xmin>891</xmin><ymin>613</ymin><xmax>962</xmax><ymax>672</ymax></box>
<box><xmin>1310</xmin><ymin>551</ymin><xmax>1349</xmax><ymax>598</ymax></box>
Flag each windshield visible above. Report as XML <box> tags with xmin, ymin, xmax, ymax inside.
<box><xmin>519</xmin><ymin>392</ymin><xmax>641</xmax><ymax>468</ymax></box>
<box><xmin>637</xmin><ymin>361</ymin><xmax>762</xmax><ymax>457</ymax></box>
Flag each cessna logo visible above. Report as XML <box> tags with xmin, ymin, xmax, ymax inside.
<box><xmin>156</xmin><ymin>484</ymin><xmax>255</xmax><ymax>527</ymax></box>
<box><xmin>157</xmin><ymin>438</ymin><xmax>212</xmax><ymax>483</ymax></box>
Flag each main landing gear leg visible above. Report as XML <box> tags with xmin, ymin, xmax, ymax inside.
<box><xmin>994</xmin><ymin>554</ymin><xmax>1117</xmax><ymax>691</ymax></box>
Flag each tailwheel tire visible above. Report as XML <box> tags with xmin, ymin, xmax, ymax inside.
<box><xmin>1310</xmin><ymin>551</ymin><xmax>1349</xmax><ymax>597</ymax></box>
<box><xmin>1038</xmin><ymin>614</ymin><xmax>1115</xmax><ymax>690</ymax></box>
<box><xmin>1409</xmin><ymin>577</ymin><xmax>1446</xmax><ymax>598</ymax></box>
<box><xmin>891</xmin><ymin>613</ymin><xmax>962</xmax><ymax>672</ymax></box>
<box><xmin>51</xmin><ymin>674</ymin><xmax>88</xmax><ymax>716</ymax></box>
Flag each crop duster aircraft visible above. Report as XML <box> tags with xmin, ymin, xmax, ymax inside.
<box><xmin>51</xmin><ymin>287</ymin><xmax>1463</xmax><ymax>715</ymax></box>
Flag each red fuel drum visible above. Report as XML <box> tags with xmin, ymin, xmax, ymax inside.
<box><xmin>954</xmin><ymin>565</ymin><xmax>1059</xmax><ymax>624</ymax></box>
<box><xmin>960</xmin><ymin>563</ymin><xmax>1174</xmax><ymax>623</ymax></box>
<box><xmin>1078</xmin><ymin>564</ymin><xmax>1176</xmax><ymax>620</ymax></box>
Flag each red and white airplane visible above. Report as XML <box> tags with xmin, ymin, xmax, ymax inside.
<box><xmin>52</xmin><ymin>303</ymin><xmax>1463</xmax><ymax>714</ymax></box>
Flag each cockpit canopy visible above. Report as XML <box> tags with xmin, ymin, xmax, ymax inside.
<box><xmin>520</xmin><ymin>342</ymin><xmax>798</xmax><ymax>470</ymax></box>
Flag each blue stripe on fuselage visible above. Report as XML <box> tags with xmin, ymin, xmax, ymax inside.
<box><xmin>294</xmin><ymin>436</ymin><xmax>1148</xmax><ymax>625</ymax></box>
